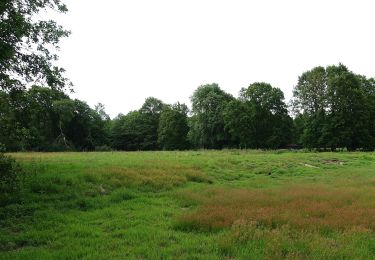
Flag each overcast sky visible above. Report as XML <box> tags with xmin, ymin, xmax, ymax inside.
<box><xmin>53</xmin><ymin>0</ymin><xmax>375</xmax><ymax>118</ymax></box>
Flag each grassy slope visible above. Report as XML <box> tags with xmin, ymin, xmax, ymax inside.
<box><xmin>1</xmin><ymin>151</ymin><xmax>375</xmax><ymax>259</ymax></box>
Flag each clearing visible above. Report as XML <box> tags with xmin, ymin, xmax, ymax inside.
<box><xmin>1</xmin><ymin>151</ymin><xmax>375</xmax><ymax>259</ymax></box>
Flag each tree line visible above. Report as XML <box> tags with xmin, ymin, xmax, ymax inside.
<box><xmin>1</xmin><ymin>63</ymin><xmax>374</xmax><ymax>152</ymax></box>
<box><xmin>1</xmin><ymin>1</ymin><xmax>374</xmax><ymax>152</ymax></box>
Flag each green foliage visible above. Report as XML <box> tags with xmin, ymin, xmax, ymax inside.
<box><xmin>111</xmin><ymin>111</ymin><xmax>146</xmax><ymax>151</ymax></box>
<box><xmin>139</xmin><ymin>97</ymin><xmax>165</xmax><ymax>150</ymax></box>
<box><xmin>224</xmin><ymin>82</ymin><xmax>293</xmax><ymax>149</ymax></box>
<box><xmin>0</xmin><ymin>0</ymin><xmax>71</xmax><ymax>90</ymax></box>
<box><xmin>0</xmin><ymin>87</ymin><xmax>67</xmax><ymax>150</ymax></box>
<box><xmin>111</xmin><ymin>97</ymin><xmax>165</xmax><ymax>151</ymax></box>
<box><xmin>158</xmin><ymin>103</ymin><xmax>189</xmax><ymax>150</ymax></box>
<box><xmin>240</xmin><ymin>82</ymin><xmax>287</xmax><ymax>114</ymax></box>
<box><xmin>0</xmin><ymin>153</ymin><xmax>23</xmax><ymax>205</ymax></box>
<box><xmin>223</xmin><ymin>99</ymin><xmax>255</xmax><ymax>148</ymax></box>
<box><xmin>293</xmin><ymin>64</ymin><xmax>375</xmax><ymax>150</ymax></box>
<box><xmin>292</xmin><ymin>66</ymin><xmax>327</xmax><ymax>115</ymax></box>
<box><xmin>53</xmin><ymin>99</ymin><xmax>75</xmax><ymax>125</ymax></box>
<box><xmin>292</xmin><ymin>114</ymin><xmax>306</xmax><ymax>145</ymax></box>
<box><xmin>0</xmin><ymin>86</ymin><xmax>110</xmax><ymax>151</ymax></box>
<box><xmin>190</xmin><ymin>83</ymin><xmax>234</xmax><ymax>149</ymax></box>
<box><xmin>325</xmin><ymin>65</ymin><xmax>373</xmax><ymax>150</ymax></box>
<box><xmin>1</xmin><ymin>64</ymin><xmax>374</xmax><ymax>152</ymax></box>
<box><xmin>186</xmin><ymin>115</ymin><xmax>201</xmax><ymax>149</ymax></box>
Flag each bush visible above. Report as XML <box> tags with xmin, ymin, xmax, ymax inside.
<box><xmin>0</xmin><ymin>153</ymin><xmax>23</xmax><ymax>205</ymax></box>
<box><xmin>0</xmin><ymin>143</ymin><xmax>5</xmax><ymax>153</ymax></box>
<box><xmin>95</xmin><ymin>145</ymin><xmax>112</xmax><ymax>152</ymax></box>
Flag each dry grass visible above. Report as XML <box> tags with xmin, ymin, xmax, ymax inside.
<box><xmin>176</xmin><ymin>185</ymin><xmax>375</xmax><ymax>232</ymax></box>
<box><xmin>86</xmin><ymin>163</ymin><xmax>213</xmax><ymax>190</ymax></box>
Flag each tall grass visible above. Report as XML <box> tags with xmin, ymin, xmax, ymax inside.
<box><xmin>176</xmin><ymin>186</ymin><xmax>375</xmax><ymax>232</ymax></box>
<box><xmin>1</xmin><ymin>151</ymin><xmax>375</xmax><ymax>259</ymax></box>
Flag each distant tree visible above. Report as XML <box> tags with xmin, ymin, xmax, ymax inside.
<box><xmin>186</xmin><ymin>115</ymin><xmax>200</xmax><ymax>149</ymax></box>
<box><xmin>226</xmin><ymin>82</ymin><xmax>292</xmax><ymax>149</ymax></box>
<box><xmin>240</xmin><ymin>82</ymin><xmax>288</xmax><ymax>115</ymax></box>
<box><xmin>139</xmin><ymin>97</ymin><xmax>165</xmax><ymax>116</ymax></box>
<box><xmin>292</xmin><ymin>114</ymin><xmax>307</xmax><ymax>145</ymax></box>
<box><xmin>60</xmin><ymin>100</ymin><xmax>107</xmax><ymax>150</ymax></box>
<box><xmin>1</xmin><ymin>86</ymin><xmax>112</xmax><ymax>151</ymax></box>
<box><xmin>111</xmin><ymin>111</ymin><xmax>148</xmax><ymax>151</ymax></box>
<box><xmin>111</xmin><ymin>97</ymin><xmax>165</xmax><ymax>151</ymax></box>
<box><xmin>92</xmin><ymin>103</ymin><xmax>111</xmax><ymax>149</ymax></box>
<box><xmin>292</xmin><ymin>66</ymin><xmax>327</xmax><ymax>115</ymax></box>
<box><xmin>24</xmin><ymin>86</ymin><xmax>68</xmax><ymax>150</ymax></box>
<box><xmin>0</xmin><ymin>86</ymin><xmax>67</xmax><ymax>151</ymax></box>
<box><xmin>190</xmin><ymin>83</ymin><xmax>234</xmax><ymax>149</ymax></box>
<box><xmin>0</xmin><ymin>91</ymin><xmax>21</xmax><ymax>150</ymax></box>
<box><xmin>158</xmin><ymin>103</ymin><xmax>189</xmax><ymax>150</ymax></box>
<box><xmin>361</xmin><ymin>77</ymin><xmax>375</xmax><ymax>149</ymax></box>
<box><xmin>95</xmin><ymin>103</ymin><xmax>110</xmax><ymax>121</ymax></box>
<box><xmin>1</xmin><ymin>89</ymin><xmax>32</xmax><ymax>150</ymax></box>
<box><xmin>292</xmin><ymin>67</ymin><xmax>328</xmax><ymax>149</ymax></box>
<box><xmin>324</xmin><ymin>64</ymin><xmax>372</xmax><ymax>150</ymax></box>
<box><xmin>52</xmin><ymin>99</ymin><xmax>75</xmax><ymax>148</ymax></box>
<box><xmin>65</xmin><ymin>100</ymin><xmax>92</xmax><ymax>150</ymax></box>
<box><xmin>292</xmin><ymin>64</ymin><xmax>375</xmax><ymax>150</ymax></box>
<box><xmin>0</xmin><ymin>0</ymin><xmax>71</xmax><ymax>91</ymax></box>
<box><xmin>223</xmin><ymin>99</ymin><xmax>255</xmax><ymax>148</ymax></box>
<box><xmin>138</xmin><ymin>97</ymin><xmax>165</xmax><ymax>150</ymax></box>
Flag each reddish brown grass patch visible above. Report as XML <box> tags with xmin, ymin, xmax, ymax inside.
<box><xmin>176</xmin><ymin>186</ymin><xmax>375</xmax><ymax>232</ymax></box>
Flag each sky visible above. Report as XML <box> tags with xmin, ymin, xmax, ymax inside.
<box><xmin>52</xmin><ymin>0</ymin><xmax>375</xmax><ymax>118</ymax></box>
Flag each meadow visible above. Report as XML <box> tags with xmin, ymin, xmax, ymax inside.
<box><xmin>1</xmin><ymin>150</ymin><xmax>375</xmax><ymax>259</ymax></box>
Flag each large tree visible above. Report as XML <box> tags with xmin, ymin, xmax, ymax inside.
<box><xmin>0</xmin><ymin>86</ymin><xmax>110</xmax><ymax>151</ymax></box>
<box><xmin>224</xmin><ymin>82</ymin><xmax>292</xmax><ymax>149</ymax></box>
<box><xmin>242</xmin><ymin>82</ymin><xmax>292</xmax><ymax>149</ymax></box>
<box><xmin>158</xmin><ymin>103</ymin><xmax>189</xmax><ymax>150</ymax></box>
<box><xmin>111</xmin><ymin>111</ymin><xmax>148</xmax><ymax>151</ymax></box>
<box><xmin>139</xmin><ymin>97</ymin><xmax>165</xmax><ymax>150</ymax></box>
<box><xmin>190</xmin><ymin>83</ymin><xmax>234</xmax><ymax>149</ymax></box>
<box><xmin>0</xmin><ymin>86</ymin><xmax>68</xmax><ymax>151</ymax></box>
<box><xmin>24</xmin><ymin>86</ymin><xmax>67</xmax><ymax>150</ymax></box>
<box><xmin>223</xmin><ymin>99</ymin><xmax>255</xmax><ymax>148</ymax></box>
<box><xmin>110</xmin><ymin>97</ymin><xmax>165</xmax><ymax>151</ymax></box>
<box><xmin>324</xmin><ymin>64</ymin><xmax>373</xmax><ymax>150</ymax></box>
<box><xmin>292</xmin><ymin>64</ymin><xmax>375</xmax><ymax>150</ymax></box>
<box><xmin>292</xmin><ymin>66</ymin><xmax>327</xmax><ymax>115</ymax></box>
<box><xmin>0</xmin><ymin>0</ymin><xmax>70</xmax><ymax>91</ymax></box>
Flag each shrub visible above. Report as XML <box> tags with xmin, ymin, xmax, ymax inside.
<box><xmin>95</xmin><ymin>145</ymin><xmax>112</xmax><ymax>151</ymax></box>
<box><xmin>0</xmin><ymin>153</ymin><xmax>23</xmax><ymax>205</ymax></box>
<box><xmin>0</xmin><ymin>143</ymin><xmax>5</xmax><ymax>153</ymax></box>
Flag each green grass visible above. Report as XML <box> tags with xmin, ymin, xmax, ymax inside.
<box><xmin>1</xmin><ymin>150</ymin><xmax>375</xmax><ymax>259</ymax></box>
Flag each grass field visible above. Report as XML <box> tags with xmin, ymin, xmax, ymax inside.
<box><xmin>1</xmin><ymin>150</ymin><xmax>375</xmax><ymax>259</ymax></box>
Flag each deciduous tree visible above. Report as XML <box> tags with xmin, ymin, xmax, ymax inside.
<box><xmin>158</xmin><ymin>103</ymin><xmax>189</xmax><ymax>150</ymax></box>
<box><xmin>191</xmin><ymin>83</ymin><xmax>234</xmax><ymax>149</ymax></box>
<box><xmin>1</xmin><ymin>0</ymin><xmax>71</xmax><ymax>91</ymax></box>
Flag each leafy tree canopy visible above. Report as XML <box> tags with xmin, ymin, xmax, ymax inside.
<box><xmin>158</xmin><ymin>102</ymin><xmax>189</xmax><ymax>150</ymax></box>
<box><xmin>0</xmin><ymin>0</ymin><xmax>70</xmax><ymax>91</ymax></box>
<box><xmin>292</xmin><ymin>64</ymin><xmax>375</xmax><ymax>150</ymax></box>
<box><xmin>190</xmin><ymin>83</ymin><xmax>234</xmax><ymax>149</ymax></box>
